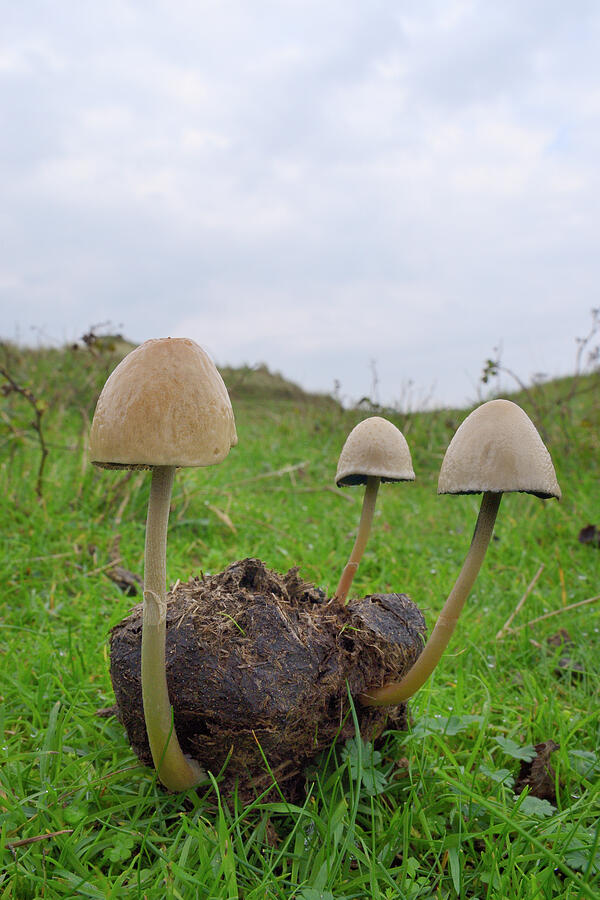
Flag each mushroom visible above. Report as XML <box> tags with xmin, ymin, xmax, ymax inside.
<box><xmin>360</xmin><ymin>399</ymin><xmax>561</xmax><ymax>706</ymax></box>
<box><xmin>334</xmin><ymin>416</ymin><xmax>415</xmax><ymax>605</ymax></box>
<box><xmin>90</xmin><ymin>337</ymin><xmax>237</xmax><ymax>790</ymax></box>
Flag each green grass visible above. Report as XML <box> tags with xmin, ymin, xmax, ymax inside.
<box><xmin>1</xmin><ymin>338</ymin><xmax>599</xmax><ymax>899</ymax></box>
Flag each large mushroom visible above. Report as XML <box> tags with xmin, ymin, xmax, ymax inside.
<box><xmin>360</xmin><ymin>399</ymin><xmax>561</xmax><ymax>706</ymax></box>
<box><xmin>90</xmin><ymin>337</ymin><xmax>237</xmax><ymax>790</ymax></box>
<box><xmin>334</xmin><ymin>416</ymin><xmax>415</xmax><ymax>604</ymax></box>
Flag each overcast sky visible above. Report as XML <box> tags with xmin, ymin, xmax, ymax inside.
<box><xmin>2</xmin><ymin>1</ymin><xmax>599</xmax><ymax>409</ymax></box>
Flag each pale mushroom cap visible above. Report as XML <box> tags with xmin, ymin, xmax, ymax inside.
<box><xmin>438</xmin><ymin>399</ymin><xmax>561</xmax><ymax>499</ymax></box>
<box><xmin>90</xmin><ymin>337</ymin><xmax>237</xmax><ymax>468</ymax></box>
<box><xmin>336</xmin><ymin>416</ymin><xmax>415</xmax><ymax>486</ymax></box>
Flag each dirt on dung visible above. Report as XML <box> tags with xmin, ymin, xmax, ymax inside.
<box><xmin>109</xmin><ymin>557</ymin><xmax>426</xmax><ymax>798</ymax></box>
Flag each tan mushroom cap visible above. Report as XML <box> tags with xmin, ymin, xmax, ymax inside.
<box><xmin>438</xmin><ymin>399</ymin><xmax>561</xmax><ymax>499</ymax></box>
<box><xmin>335</xmin><ymin>416</ymin><xmax>415</xmax><ymax>486</ymax></box>
<box><xmin>89</xmin><ymin>337</ymin><xmax>237</xmax><ymax>469</ymax></box>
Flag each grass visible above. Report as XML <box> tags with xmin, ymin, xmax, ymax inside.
<box><xmin>0</xmin><ymin>336</ymin><xmax>599</xmax><ymax>899</ymax></box>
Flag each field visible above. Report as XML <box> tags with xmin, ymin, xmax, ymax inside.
<box><xmin>1</xmin><ymin>336</ymin><xmax>599</xmax><ymax>899</ymax></box>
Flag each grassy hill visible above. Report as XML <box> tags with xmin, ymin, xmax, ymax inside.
<box><xmin>0</xmin><ymin>337</ymin><xmax>598</xmax><ymax>898</ymax></box>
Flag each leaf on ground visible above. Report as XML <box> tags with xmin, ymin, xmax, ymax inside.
<box><xmin>478</xmin><ymin>764</ymin><xmax>515</xmax><ymax>788</ymax></box>
<box><xmin>494</xmin><ymin>736</ymin><xmax>537</xmax><ymax>761</ymax></box>
<box><xmin>412</xmin><ymin>714</ymin><xmax>483</xmax><ymax>738</ymax></box>
<box><xmin>564</xmin><ymin>831</ymin><xmax>600</xmax><ymax>875</ymax></box>
<box><xmin>514</xmin><ymin>740</ymin><xmax>560</xmax><ymax>803</ymax></box>
<box><xmin>106</xmin><ymin>564</ymin><xmax>143</xmax><ymax>595</ymax></box>
<box><xmin>342</xmin><ymin>737</ymin><xmax>388</xmax><ymax>795</ymax></box>
<box><xmin>577</xmin><ymin>523</ymin><xmax>600</xmax><ymax>547</ymax></box>
<box><xmin>547</xmin><ymin>630</ymin><xmax>585</xmax><ymax>679</ymax></box>
<box><xmin>568</xmin><ymin>749</ymin><xmax>599</xmax><ymax>779</ymax></box>
<box><xmin>554</xmin><ymin>656</ymin><xmax>586</xmax><ymax>678</ymax></box>
<box><xmin>103</xmin><ymin>833</ymin><xmax>135</xmax><ymax>864</ymax></box>
<box><xmin>517</xmin><ymin>795</ymin><xmax>556</xmax><ymax>818</ymax></box>
<box><xmin>546</xmin><ymin>628</ymin><xmax>573</xmax><ymax>648</ymax></box>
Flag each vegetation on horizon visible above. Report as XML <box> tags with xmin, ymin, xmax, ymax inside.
<box><xmin>0</xmin><ymin>320</ymin><xmax>598</xmax><ymax>898</ymax></box>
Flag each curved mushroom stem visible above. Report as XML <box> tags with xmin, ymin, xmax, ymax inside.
<box><xmin>334</xmin><ymin>476</ymin><xmax>380</xmax><ymax>605</ymax></box>
<box><xmin>360</xmin><ymin>490</ymin><xmax>502</xmax><ymax>706</ymax></box>
<box><xmin>142</xmin><ymin>465</ymin><xmax>206</xmax><ymax>790</ymax></box>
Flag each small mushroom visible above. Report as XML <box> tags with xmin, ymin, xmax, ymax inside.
<box><xmin>334</xmin><ymin>416</ymin><xmax>415</xmax><ymax>604</ymax></box>
<box><xmin>361</xmin><ymin>399</ymin><xmax>560</xmax><ymax>706</ymax></box>
<box><xmin>90</xmin><ymin>337</ymin><xmax>237</xmax><ymax>789</ymax></box>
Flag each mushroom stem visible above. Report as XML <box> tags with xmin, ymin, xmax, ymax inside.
<box><xmin>335</xmin><ymin>475</ymin><xmax>380</xmax><ymax>605</ymax></box>
<box><xmin>142</xmin><ymin>465</ymin><xmax>206</xmax><ymax>790</ymax></box>
<box><xmin>360</xmin><ymin>490</ymin><xmax>502</xmax><ymax>706</ymax></box>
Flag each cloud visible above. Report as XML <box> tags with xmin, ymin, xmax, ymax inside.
<box><xmin>1</xmin><ymin>1</ymin><xmax>599</xmax><ymax>406</ymax></box>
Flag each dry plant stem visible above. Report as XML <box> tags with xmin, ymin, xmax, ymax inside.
<box><xmin>0</xmin><ymin>365</ymin><xmax>48</xmax><ymax>499</ymax></box>
<box><xmin>496</xmin><ymin>564</ymin><xmax>545</xmax><ymax>639</ymax></box>
<box><xmin>142</xmin><ymin>465</ymin><xmax>206</xmax><ymax>790</ymax></box>
<box><xmin>360</xmin><ymin>490</ymin><xmax>502</xmax><ymax>706</ymax></box>
<box><xmin>516</xmin><ymin>593</ymin><xmax>600</xmax><ymax>630</ymax></box>
<box><xmin>335</xmin><ymin>476</ymin><xmax>380</xmax><ymax>605</ymax></box>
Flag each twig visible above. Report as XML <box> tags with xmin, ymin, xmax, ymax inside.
<box><xmin>6</xmin><ymin>829</ymin><xmax>73</xmax><ymax>851</ymax></box>
<box><xmin>69</xmin><ymin>558</ymin><xmax>123</xmax><ymax>578</ymax></box>
<box><xmin>514</xmin><ymin>594</ymin><xmax>600</xmax><ymax>631</ymax></box>
<box><xmin>30</xmin><ymin>550</ymin><xmax>80</xmax><ymax>562</ymax></box>
<box><xmin>55</xmin><ymin>764</ymin><xmax>141</xmax><ymax>804</ymax></box>
<box><xmin>294</xmin><ymin>485</ymin><xmax>356</xmax><ymax>502</ymax></box>
<box><xmin>206</xmin><ymin>502</ymin><xmax>236</xmax><ymax>533</ymax></box>
<box><xmin>0</xmin><ymin>365</ymin><xmax>49</xmax><ymax>499</ymax></box>
<box><xmin>496</xmin><ymin>565</ymin><xmax>545</xmax><ymax>639</ymax></box>
<box><xmin>114</xmin><ymin>477</ymin><xmax>142</xmax><ymax>526</ymax></box>
<box><xmin>227</xmin><ymin>461</ymin><xmax>308</xmax><ymax>487</ymax></box>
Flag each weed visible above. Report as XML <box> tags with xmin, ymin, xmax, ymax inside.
<box><xmin>0</xmin><ymin>331</ymin><xmax>598</xmax><ymax>898</ymax></box>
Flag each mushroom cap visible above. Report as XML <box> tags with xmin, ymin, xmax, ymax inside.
<box><xmin>438</xmin><ymin>399</ymin><xmax>561</xmax><ymax>499</ymax></box>
<box><xmin>90</xmin><ymin>337</ymin><xmax>237</xmax><ymax>469</ymax></box>
<box><xmin>335</xmin><ymin>416</ymin><xmax>415</xmax><ymax>486</ymax></box>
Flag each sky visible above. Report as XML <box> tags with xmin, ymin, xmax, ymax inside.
<box><xmin>2</xmin><ymin>1</ymin><xmax>600</xmax><ymax>410</ymax></box>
